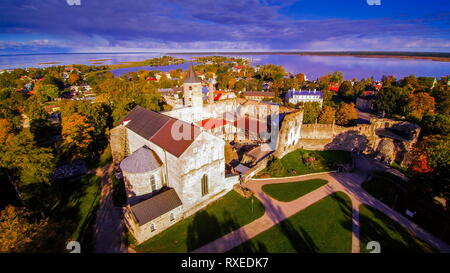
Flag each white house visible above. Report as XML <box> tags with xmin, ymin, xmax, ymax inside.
<box><xmin>285</xmin><ymin>89</ymin><xmax>323</xmax><ymax>106</ymax></box>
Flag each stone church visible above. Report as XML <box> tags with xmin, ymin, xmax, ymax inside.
<box><xmin>110</xmin><ymin>63</ymin><xmax>304</xmax><ymax>243</ymax></box>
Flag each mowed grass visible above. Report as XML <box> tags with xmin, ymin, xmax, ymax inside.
<box><xmin>262</xmin><ymin>179</ymin><xmax>328</xmax><ymax>202</ymax></box>
<box><xmin>259</xmin><ymin>149</ymin><xmax>351</xmax><ymax>177</ymax></box>
<box><xmin>53</xmin><ymin>174</ymin><xmax>102</xmax><ymax>241</ymax></box>
<box><xmin>359</xmin><ymin>205</ymin><xmax>436</xmax><ymax>253</ymax></box>
<box><xmin>230</xmin><ymin>192</ymin><xmax>353</xmax><ymax>253</ymax></box>
<box><xmin>362</xmin><ymin>172</ymin><xmax>450</xmax><ymax>244</ymax></box>
<box><xmin>136</xmin><ymin>190</ymin><xmax>265</xmax><ymax>253</ymax></box>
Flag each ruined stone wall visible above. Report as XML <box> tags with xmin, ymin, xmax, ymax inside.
<box><xmin>298</xmin><ymin>118</ymin><xmax>420</xmax><ymax>166</ymax></box>
<box><xmin>273</xmin><ymin>109</ymin><xmax>304</xmax><ymax>158</ymax></box>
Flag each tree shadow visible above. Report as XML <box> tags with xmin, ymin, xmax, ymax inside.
<box><xmin>186</xmin><ymin>209</ymin><xmax>267</xmax><ymax>253</ymax></box>
<box><xmin>324</xmin><ymin>131</ymin><xmax>370</xmax><ymax>153</ymax></box>
<box><xmin>359</xmin><ymin>205</ymin><xmax>435</xmax><ymax>253</ymax></box>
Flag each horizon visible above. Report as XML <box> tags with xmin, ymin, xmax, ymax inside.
<box><xmin>1</xmin><ymin>0</ymin><xmax>449</xmax><ymax>54</ymax></box>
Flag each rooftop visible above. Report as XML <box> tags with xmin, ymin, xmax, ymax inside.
<box><xmin>131</xmin><ymin>188</ymin><xmax>182</xmax><ymax>225</ymax></box>
<box><xmin>120</xmin><ymin>146</ymin><xmax>162</xmax><ymax>174</ymax></box>
<box><xmin>121</xmin><ymin>106</ymin><xmax>201</xmax><ymax>158</ymax></box>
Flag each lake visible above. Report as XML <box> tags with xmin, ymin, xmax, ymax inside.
<box><xmin>1</xmin><ymin>52</ymin><xmax>449</xmax><ymax>80</ymax></box>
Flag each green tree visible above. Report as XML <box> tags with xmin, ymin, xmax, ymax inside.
<box><xmin>302</xmin><ymin>102</ymin><xmax>322</xmax><ymax>124</ymax></box>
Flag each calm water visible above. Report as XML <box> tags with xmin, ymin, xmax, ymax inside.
<box><xmin>1</xmin><ymin>52</ymin><xmax>449</xmax><ymax>80</ymax></box>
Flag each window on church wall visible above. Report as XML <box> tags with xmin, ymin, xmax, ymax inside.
<box><xmin>150</xmin><ymin>175</ymin><xmax>156</xmax><ymax>192</ymax></box>
<box><xmin>170</xmin><ymin>213</ymin><xmax>175</xmax><ymax>222</ymax></box>
<box><xmin>201</xmin><ymin>174</ymin><xmax>209</xmax><ymax>196</ymax></box>
<box><xmin>150</xmin><ymin>223</ymin><xmax>156</xmax><ymax>232</ymax></box>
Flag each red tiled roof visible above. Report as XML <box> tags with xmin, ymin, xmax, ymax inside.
<box><xmin>121</xmin><ymin>106</ymin><xmax>200</xmax><ymax>158</ymax></box>
<box><xmin>196</xmin><ymin>118</ymin><xmax>232</xmax><ymax>130</ymax></box>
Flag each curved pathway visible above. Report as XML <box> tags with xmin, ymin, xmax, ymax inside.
<box><xmin>192</xmin><ymin>171</ymin><xmax>450</xmax><ymax>253</ymax></box>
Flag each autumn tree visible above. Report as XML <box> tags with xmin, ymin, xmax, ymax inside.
<box><xmin>335</xmin><ymin>103</ymin><xmax>358</xmax><ymax>126</ymax></box>
<box><xmin>405</xmin><ymin>92</ymin><xmax>435</xmax><ymax>121</ymax></box>
<box><xmin>68</xmin><ymin>73</ymin><xmax>80</xmax><ymax>85</ymax></box>
<box><xmin>0</xmin><ymin>205</ymin><xmax>70</xmax><ymax>253</ymax></box>
<box><xmin>61</xmin><ymin>113</ymin><xmax>95</xmax><ymax>159</ymax></box>
<box><xmin>318</xmin><ymin>106</ymin><xmax>336</xmax><ymax>124</ymax></box>
<box><xmin>0</xmin><ymin>118</ymin><xmax>14</xmax><ymax>144</ymax></box>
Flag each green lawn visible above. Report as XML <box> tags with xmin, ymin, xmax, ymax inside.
<box><xmin>359</xmin><ymin>205</ymin><xmax>436</xmax><ymax>253</ymax></box>
<box><xmin>259</xmin><ymin>149</ymin><xmax>351</xmax><ymax>177</ymax></box>
<box><xmin>135</xmin><ymin>190</ymin><xmax>265</xmax><ymax>253</ymax></box>
<box><xmin>362</xmin><ymin>172</ymin><xmax>450</xmax><ymax>244</ymax></box>
<box><xmin>262</xmin><ymin>179</ymin><xmax>328</xmax><ymax>202</ymax></box>
<box><xmin>52</xmin><ymin>174</ymin><xmax>102</xmax><ymax>241</ymax></box>
<box><xmin>230</xmin><ymin>192</ymin><xmax>353</xmax><ymax>253</ymax></box>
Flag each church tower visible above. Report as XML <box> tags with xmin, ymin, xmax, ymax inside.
<box><xmin>183</xmin><ymin>62</ymin><xmax>203</xmax><ymax>108</ymax></box>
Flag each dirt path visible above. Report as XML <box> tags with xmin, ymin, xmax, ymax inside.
<box><xmin>93</xmin><ymin>164</ymin><xmax>128</xmax><ymax>253</ymax></box>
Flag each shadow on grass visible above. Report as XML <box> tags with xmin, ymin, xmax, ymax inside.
<box><xmin>186</xmin><ymin>209</ymin><xmax>267</xmax><ymax>252</ymax></box>
<box><xmin>359</xmin><ymin>205</ymin><xmax>436</xmax><ymax>253</ymax></box>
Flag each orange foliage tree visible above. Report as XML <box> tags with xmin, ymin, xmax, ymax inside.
<box><xmin>61</xmin><ymin>113</ymin><xmax>95</xmax><ymax>158</ymax></box>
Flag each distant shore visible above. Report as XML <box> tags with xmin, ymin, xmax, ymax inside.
<box><xmin>168</xmin><ymin>51</ymin><xmax>450</xmax><ymax>62</ymax></box>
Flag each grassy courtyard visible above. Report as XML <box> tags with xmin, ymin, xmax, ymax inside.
<box><xmin>52</xmin><ymin>174</ymin><xmax>102</xmax><ymax>241</ymax></box>
<box><xmin>135</xmin><ymin>190</ymin><xmax>265</xmax><ymax>253</ymax></box>
<box><xmin>262</xmin><ymin>179</ymin><xmax>329</xmax><ymax>202</ymax></box>
<box><xmin>230</xmin><ymin>192</ymin><xmax>353</xmax><ymax>253</ymax></box>
<box><xmin>362</xmin><ymin>172</ymin><xmax>450</xmax><ymax>244</ymax></box>
<box><xmin>258</xmin><ymin>149</ymin><xmax>352</xmax><ymax>178</ymax></box>
<box><xmin>359</xmin><ymin>205</ymin><xmax>436</xmax><ymax>253</ymax></box>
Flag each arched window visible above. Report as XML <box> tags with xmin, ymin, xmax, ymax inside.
<box><xmin>150</xmin><ymin>224</ymin><xmax>155</xmax><ymax>232</ymax></box>
<box><xmin>150</xmin><ymin>175</ymin><xmax>156</xmax><ymax>192</ymax></box>
<box><xmin>170</xmin><ymin>213</ymin><xmax>175</xmax><ymax>222</ymax></box>
<box><xmin>201</xmin><ymin>174</ymin><xmax>209</xmax><ymax>196</ymax></box>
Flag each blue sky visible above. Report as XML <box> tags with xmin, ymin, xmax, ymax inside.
<box><xmin>0</xmin><ymin>0</ymin><xmax>449</xmax><ymax>54</ymax></box>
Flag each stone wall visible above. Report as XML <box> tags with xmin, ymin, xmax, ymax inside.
<box><xmin>297</xmin><ymin>118</ymin><xmax>420</xmax><ymax>166</ymax></box>
<box><xmin>273</xmin><ymin>109</ymin><xmax>304</xmax><ymax>158</ymax></box>
<box><xmin>110</xmin><ymin>125</ymin><xmax>128</xmax><ymax>164</ymax></box>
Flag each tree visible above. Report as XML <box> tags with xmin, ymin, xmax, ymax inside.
<box><xmin>61</xmin><ymin>113</ymin><xmax>95</xmax><ymax>158</ymax></box>
<box><xmin>36</xmin><ymin>84</ymin><xmax>61</xmax><ymax>102</ymax></box>
<box><xmin>318</xmin><ymin>106</ymin><xmax>336</xmax><ymax>124</ymax></box>
<box><xmin>420</xmin><ymin>114</ymin><xmax>450</xmax><ymax>136</ymax></box>
<box><xmin>302</xmin><ymin>102</ymin><xmax>322</xmax><ymax>124</ymax></box>
<box><xmin>338</xmin><ymin>80</ymin><xmax>354</xmax><ymax>98</ymax></box>
<box><xmin>256</xmin><ymin>64</ymin><xmax>285</xmax><ymax>81</ymax></box>
<box><xmin>411</xmin><ymin>135</ymin><xmax>450</xmax><ymax>197</ymax></box>
<box><xmin>335</xmin><ymin>103</ymin><xmax>358</xmax><ymax>126</ymax></box>
<box><xmin>330</xmin><ymin>71</ymin><xmax>344</xmax><ymax>83</ymax></box>
<box><xmin>0</xmin><ymin>205</ymin><xmax>69</xmax><ymax>252</ymax></box>
<box><xmin>375</xmin><ymin>85</ymin><xmax>408</xmax><ymax>116</ymax></box>
<box><xmin>68</xmin><ymin>73</ymin><xmax>80</xmax><ymax>85</ymax></box>
<box><xmin>0</xmin><ymin>130</ymin><xmax>55</xmax><ymax>207</ymax></box>
<box><xmin>0</xmin><ymin>118</ymin><xmax>14</xmax><ymax>144</ymax></box>
<box><xmin>405</xmin><ymin>92</ymin><xmax>435</xmax><ymax>121</ymax></box>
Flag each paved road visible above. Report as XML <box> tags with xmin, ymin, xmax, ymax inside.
<box><xmin>192</xmin><ymin>168</ymin><xmax>450</xmax><ymax>253</ymax></box>
<box><xmin>94</xmin><ymin>164</ymin><xmax>128</xmax><ymax>253</ymax></box>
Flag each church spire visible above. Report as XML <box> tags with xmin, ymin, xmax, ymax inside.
<box><xmin>184</xmin><ymin>62</ymin><xmax>201</xmax><ymax>83</ymax></box>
